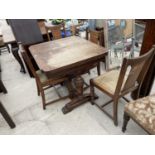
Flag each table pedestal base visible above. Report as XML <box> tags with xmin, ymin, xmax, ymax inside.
<box><xmin>62</xmin><ymin>75</ymin><xmax>98</xmax><ymax>114</ymax></box>
<box><xmin>62</xmin><ymin>94</ymin><xmax>91</xmax><ymax>114</ymax></box>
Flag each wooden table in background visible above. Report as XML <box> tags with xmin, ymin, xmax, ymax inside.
<box><xmin>29</xmin><ymin>36</ymin><xmax>107</xmax><ymax>113</ymax></box>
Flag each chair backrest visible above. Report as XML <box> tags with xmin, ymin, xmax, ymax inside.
<box><xmin>19</xmin><ymin>44</ymin><xmax>40</xmax><ymax>82</ymax></box>
<box><xmin>115</xmin><ymin>45</ymin><xmax>155</xmax><ymax>98</ymax></box>
<box><xmin>8</xmin><ymin>19</ymin><xmax>43</xmax><ymax>46</ymax></box>
<box><xmin>89</xmin><ymin>30</ymin><xmax>102</xmax><ymax>45</ymax></box>
<box><xmin>45</xmin><ymin>24</ymin><xmax>62</xmax><ymax>40</ymax></box>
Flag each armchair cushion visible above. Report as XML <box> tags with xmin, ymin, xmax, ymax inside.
<box><xmin>125</xmin><ymin>95</ymin><xmax>155</xmax><ymax>134</ymax></box>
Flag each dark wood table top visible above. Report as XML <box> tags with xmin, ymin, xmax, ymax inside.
<box><xmin>29</xmin><ymin>36</ymin><xmax>107</xmax><ymax>75</ymax></box>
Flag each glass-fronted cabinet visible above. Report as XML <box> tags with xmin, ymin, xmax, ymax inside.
<box><xmin>104</xmin><ymin>19</ymin><xmax>145</xmax><ymax>67</ymax></box>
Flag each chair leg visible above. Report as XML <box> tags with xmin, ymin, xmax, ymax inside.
<box><xmin>37</xmin><ymin>85</ymin><xmax>40</xmax><ymax>96</ymax></box>
<box><xmin>40</xmin><ymin>89</ymin><xmax>46</xmax><ymax>110</ymax></box>
<box><xmin>0</xmin><ymin>102</ymin><xmax>16</xmax><ymax>129</ymax></box>
<box><xmin>105</xmin><ymin>54</ymin><xmax>109</xmax><ymax>71</ymax></box>
<box><xmin>97</xmin><ymin>63</ymin><xmax>101</xmax><ymax>75</ymax></box>
<box><xmin>0</xmin><ymin>80</ymin><xmax>7</xmax><ymax>94</ymax></box>
<box><xmin>6</xmin><ymin>44</ymin><xmax>10</xmax><ymax>53</ymax></box>
<box><xmin>36</xmin><ymin>81</ymin><xmax>40</xmax><ymax>96</ymax></box>
<box><xmin>90</xmin><ymin>80</ymin><xmax>95</xmax><ymax>105</ymax></box>
<box><xmin>122</xmin><ymin>112</ymin><xmax>130</xmax><ymax>132</ymax></box>
<box><xmin>113</xmin><ymin>99</ymin><xmax>119</xmax><ymax>126</ymax></box>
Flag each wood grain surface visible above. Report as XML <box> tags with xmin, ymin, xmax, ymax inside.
<box><xmin>29</xmin><ymin>36</ymin><xmax>107</xmax><ymax>74</ymax></box>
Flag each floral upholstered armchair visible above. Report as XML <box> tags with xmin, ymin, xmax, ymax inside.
<box><xmin>122</xmin><ymin>95</ymin><xmax>155</xmax><ymax>135</ymax></box>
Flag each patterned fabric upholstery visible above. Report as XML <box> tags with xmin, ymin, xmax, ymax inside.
<box><xmin>125</xmin><ymin>95</ymin><xmax>155</xmax><ymax>134</ymax></box>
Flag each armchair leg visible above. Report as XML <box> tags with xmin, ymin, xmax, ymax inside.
<box><xmin>0</xmin><ymin>102</ymin><xmax>16</xmax><ymax>129</ymax></box>
<box><xmin>122</xmin><ymin>112</ymin><xmax>130</xmax><ymax>132</ymax></box>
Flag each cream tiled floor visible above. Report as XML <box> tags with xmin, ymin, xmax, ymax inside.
<box><xmin>0</xmin><ymin>51</ymin><xmax>149</xmax><ymax>135</ymax></box>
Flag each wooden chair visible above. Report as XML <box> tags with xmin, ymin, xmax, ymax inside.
<box><xmin>122</xmin><ymin>95</ymin><xmax>155</xmax><ymax>135</ymax></box>
<box><xmin>20</xmin><ymin>44</ymin><xmax>68</xmax><ymax>109</ymax></box>
<box><xmin>9</xmin><ymin>19</ymin><xmax>44</xmax><ymax>74</ymax></box>
<box><xmin>45</xmin><ymin>24</ymin><xmax>62</xmax><ymax>41</ymax></box>
<box><xmin>89</xmin><ymin>29</ymin><xmax>107</xmax><ymax>75</ymax></box>
<box><xmin>90</xmin><ymin>29</ymin><xmax>102</xmax><ymax>44</ymax></box>
<box><xmin>90</xmin><ymin>46</ymin><xmax>155</xmax><ymax>126</ymax></box>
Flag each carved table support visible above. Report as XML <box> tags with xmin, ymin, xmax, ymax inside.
<box><xmin>62</xmin><ymin>76</ymin><xmax>91</xmax><ymax>114</ymax></box>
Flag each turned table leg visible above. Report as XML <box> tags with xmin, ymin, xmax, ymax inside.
<box><xmin>74</xmin><ymin>76</ymin><xmax>84</xmax><ymax>96</ymax></box>
<box><xmin>66</xmin><ymin>78</ymin><xmax>77</xmax><ymax>99</ymax></box>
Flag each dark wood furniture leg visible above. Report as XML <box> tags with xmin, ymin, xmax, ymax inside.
<box><xmin>66</xmin><ymin>78</ymin><xmax>77</xmax><ymax>99</ymax></box>
<box><xmin>6</xmin><ymin>44</ymin><xmax>11</xmax><ymax>53</ymax></box>
<box><xmin>97</xmin><ymin>63</ymin><xmax>101</xmax><ymax>75</ymax></box>
<box><xmin>0</xmin><ymin>102</ymin><xmax>16</xmax><ymax>128</ymax></box>
<box><xmin>11</xmin><ymin>43</ymin><xmax>26</xmax><ymax>73</ymax></box>
<box><xmin>62</xmin><ymin>76</ymin><xmax>91</xmax><ymax>114</ymax></box>
<box><xmin>0</xmin><ymin>80</ymin><xmax>7</xmax><ymax>94</ymax></box>
<box><xmin>122</xmin><ymin>112</ymin><xmax>130</xmax><ymax>132</ymax></box>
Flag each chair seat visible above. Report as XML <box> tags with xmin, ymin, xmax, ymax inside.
<box><xmin>92</xmin><ymin>70</ymin><xmax>120</xmax><ymax>95</ymax></box>
<box><xmin>36</xmin><ymin>70</ymin><xmax>66</xmax><ymax>85</ymax></box>
<box><xmin>36</xmin><ymin>70</ymin><xmax>48</xmax><ymax>83</ymax></box>
<box><xmin>125</xmin><ymin>95</ymin><xmax>155</xmax><ymax>134</ymax></box>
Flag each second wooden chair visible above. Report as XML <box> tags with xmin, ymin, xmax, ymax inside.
<box><xmin>90</xmin><ymin>46</ymin><xmax>155</xmax><ymax>126</ymax></box>
<box><xmin>89</xmin><ymin>29</ymin><xmax>107</xmax><ymax>75</ymax></box>
<box><xmin>45</xmin><ymin>24</ymin><xmax>62</xmax><ymax>41</ymax></box>
<box><xmin>20</xmin><ymin>44</ymin><xmax>68</xmax><ymax>109</ymax></box>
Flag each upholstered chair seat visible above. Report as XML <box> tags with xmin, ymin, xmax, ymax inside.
<box><xmin>93</xmin><ymin>70</ymin><xmax>120</xmax><ymax>95</ymax></box>
<box><xmin>36</xmin><ymin>70</ymin><xmax>48</xmax><ymax>83</ymax></box>
<box><xmin>124</xmin><ymin>95</ymin><xmax>155</xmax><ymax>134</ymax></box>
